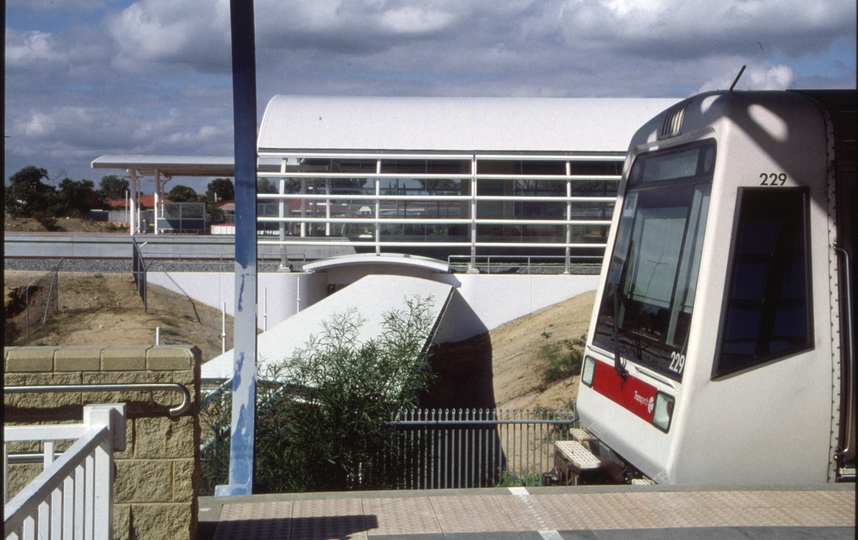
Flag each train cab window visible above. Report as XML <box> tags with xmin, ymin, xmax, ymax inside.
<box><xmin>593</xmin><ymin>141</ymin><xmax>715</xmax><ymax>382</ymax></box>
<box><xmin>715</xmin><ymin>188</ymin><xmax>812</xmax><ymax>377</ymax></box>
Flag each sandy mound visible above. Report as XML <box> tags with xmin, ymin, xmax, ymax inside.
<box><xmin>4</xmin><ymin>270</ymin><xmax>233</xmax><ymax>362</ymax></box>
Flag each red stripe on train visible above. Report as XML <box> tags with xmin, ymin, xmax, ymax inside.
<box><xmin>591</xmin><ymin>360</ymin><xmax>658</xmax><ymax>422</ymax></box>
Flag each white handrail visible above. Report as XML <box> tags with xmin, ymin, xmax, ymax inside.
<box><xmin>4</xmin><ymin>404</ymin><xmax>125</xmax><ymax>540</ymax></box>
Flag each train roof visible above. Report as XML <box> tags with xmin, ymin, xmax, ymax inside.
<box><xmin>258</xmin><ymin>95</ymin><xmax>679</xmax><ymax>154</ymax></box>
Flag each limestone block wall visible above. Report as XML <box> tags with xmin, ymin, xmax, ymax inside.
<box><xmin>4</xmin><ymin>345</ymin><xmax>201</xmax><ymax>540</ymax></box>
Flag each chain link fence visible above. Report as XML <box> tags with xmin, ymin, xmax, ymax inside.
<box><xmin>4</xmin><ymin>260</ymin><xmax>63</xmax><ymax>343</ymax></box>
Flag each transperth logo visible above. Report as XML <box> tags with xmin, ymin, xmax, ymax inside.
<box><xmin>634</xmin><ymin>391</ymin><xmax>655</xmax><ymax>413</ymax></box>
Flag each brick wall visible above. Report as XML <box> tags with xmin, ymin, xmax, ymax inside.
<box><xmin>4</xmin><ymin>345</ymin><xmax>201</xmax><ymax>540</ymax></box>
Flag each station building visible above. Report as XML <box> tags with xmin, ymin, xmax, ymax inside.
<box><xmin>91</xmin><ymin>96</ymin><xmax>679</xmax><ymax>347</ymax></box>
<box><xmin>254</xmin><ymin>95</ymin><xmax>677</xmax><ymax>272</ymax></box>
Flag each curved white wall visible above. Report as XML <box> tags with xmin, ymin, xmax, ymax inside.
<box><xmin>147</xmin><ymin>270</ymin><xmax>599</xmax><ymax>342</ymax></box>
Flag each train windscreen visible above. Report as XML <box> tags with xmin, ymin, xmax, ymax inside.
<box><xmin>593</xmin><ymin>141</ymin><xmax>716</xmax><ymax>382</ymax></box>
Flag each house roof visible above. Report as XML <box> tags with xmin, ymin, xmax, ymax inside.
<box><xmin>106</xmin><ymin>194</ymin><xmax>168</xmax><ymax>208</ymax></box>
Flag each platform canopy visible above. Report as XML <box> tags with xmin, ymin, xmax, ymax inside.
<box><xmin>91</xmin><ymin>155</ymin><xmax>235</xmax><ymax>235</ymax></box>
<box><xmin>91</xmin><ymin>155</ymin><xmax>235</xmax><ymax>177</ymax></box>
<box><xmin>258</xmin><ymin>96</ymin><xmax>680</xmax><ymax>154</ymax></box>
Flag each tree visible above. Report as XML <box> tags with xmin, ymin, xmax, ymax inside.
<box><xmin>57</xmin><ymin>178</ymin><xmax>102</xmax><ymax>217</ymax></box>
<box><xmin>99</xmin><ymin>175</ymin><xmax>129</xmax><ymax>200</ymax></box>
<box><xmin>167</xmin><ymin>184</ymin><xmax>200</xmax><ymax>202</ymax></box>
<box><xmin>206</xmin><ymin>178</ymin><xmax>234</xmax><ymax>202</ymax></box>
<box><xmin>257</xmin><ymin>177</ymin><xmax>278</xmax><ymax>194</ymax></box>
<box><xmin>5</xmin><ymin>166</ymin><xmax>57</xmax><ymax>218</ymax></box>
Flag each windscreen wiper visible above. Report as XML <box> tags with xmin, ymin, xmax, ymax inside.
<box><xmin>613</xmin><ymin>283</ymin><xmax>628</xmax><ymax>382</ymax></box>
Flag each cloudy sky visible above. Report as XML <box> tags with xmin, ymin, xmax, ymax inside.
<box><xmin>5</xmin><ymin>0</ymin><xmax>856</xmax><ymax>193</ymax></box>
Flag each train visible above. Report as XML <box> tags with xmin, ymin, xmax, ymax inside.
<box><xmin>573</xmin><ymin>89</ymin><xmax>856</xmax><ymax>485</ymax></box>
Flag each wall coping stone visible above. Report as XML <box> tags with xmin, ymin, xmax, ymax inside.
<box><xmin>5</xmin><ymin>346</ymin><xmax>58</xmax><ymax>372</ymax></box>
<box><xmin>55</xmin><ymin>346</ymin><xmax>105</xmax><ymax>371</ymax></box>
<box><xmin>101</xmin><ymin>345</ymin><xmax>149</xmax><ymax>371</ymax></box>
<box><xmin>147</xmin><ymin>346</ymin><xmax>195</xmax><ymax>371</ymax></box>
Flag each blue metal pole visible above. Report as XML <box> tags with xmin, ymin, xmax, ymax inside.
<box><xmin>216</xmin><ymin>0</ymin><xmax>258</xmax><ymax>497</ymax></box>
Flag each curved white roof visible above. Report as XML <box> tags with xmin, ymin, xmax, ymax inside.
<box><xmin>302</xmin><ymin>253</ymin><xmax>450</xmax><ymax>273</ymax></box>
<box><xmin>258</xmin><ymin>96</ymin><xmax>680</xmax><ymax>154</ymax></box>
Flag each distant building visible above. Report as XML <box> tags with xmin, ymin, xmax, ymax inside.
<box><xmin>254</xmin><ymin>95</ymin><xmax>678</xmax><ymax>268</ymax></box>
<box><xmin>92</xmin><ymin>96</ymin><xmax>677</xmax><ymax>265</ymax></box>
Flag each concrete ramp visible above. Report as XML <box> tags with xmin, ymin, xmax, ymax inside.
<box><xmin>202</xmin><ymin>274</ymin><xmax>455</xmax><ymax>381</ymax></box>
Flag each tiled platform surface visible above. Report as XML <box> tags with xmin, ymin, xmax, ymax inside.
<box><xmin>199</xmin><ymin>484</ymin><xmax>855</xmax><ymax>540</ymax></box>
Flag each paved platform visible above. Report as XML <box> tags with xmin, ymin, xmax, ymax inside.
<box><xmin>199</xmin><ymin>484</ymin><xmax>855</xmax><ymax>539</ymax></box>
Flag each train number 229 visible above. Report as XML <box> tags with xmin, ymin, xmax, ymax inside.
<box><xmin>760</xmin><ymin>172</ymin><xmax>787</xmax><ymax>186</ymax></box>
<box><xmin>669</xmin><ymin>351</ymin><xmax>686</xmax><ymax>374</ymax></box>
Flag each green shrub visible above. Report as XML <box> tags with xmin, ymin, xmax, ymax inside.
<box><xmin>539</xmin><ymin>334</ymin><xmax>586</xmax><ymax>386</ymax></box>
<box><xmin>200</xmin><ymin>295</ymin><xmax>437</xmax><ymax>494</ymax></box>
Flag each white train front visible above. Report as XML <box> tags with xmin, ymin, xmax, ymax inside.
<box><xmin>574</xmin><ymin>89</ymin><xmax>856</xmax><ymax>485</ymax></box>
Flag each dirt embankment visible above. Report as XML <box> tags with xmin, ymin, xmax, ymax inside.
<box><xmin>4</xmin><ymin>271</ymin><xmax>233</xmax><ymax>362</ymax></box>
<box><xmin>5</xmin><ymin>217</ymin><xmax>124</xmax><ymax>233</ymax></box>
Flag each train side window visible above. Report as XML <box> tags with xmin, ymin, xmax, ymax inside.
<box><xmin>714</xmin><ymin>187</ymin><xmax>812</xmax><ymax>378</ymax></box>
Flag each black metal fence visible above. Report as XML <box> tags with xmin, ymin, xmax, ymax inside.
<box><xmin>383</xmin><ymin>408</ymin><xmax>575</xmax><ymax>489</ymax></box>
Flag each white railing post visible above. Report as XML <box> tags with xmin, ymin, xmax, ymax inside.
<box><xmin>83</xmin><ymin>404</ymin><xmax>124</xmax><ymax>540</ymax></box>
<box><xmin>4</xmin><ymin>403</ymin><xmax>125</xmax><ymax>540</ymax></box>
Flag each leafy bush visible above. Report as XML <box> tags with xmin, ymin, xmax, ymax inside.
<box><xmin>539</xmin><ymin>334</ymin><xmax>586</xmax><ymax>386</ymax></box>
<box><xmin>201</xmin><ymin>295</ymin><xmax>437</xmax><ymax>494</ymax></box>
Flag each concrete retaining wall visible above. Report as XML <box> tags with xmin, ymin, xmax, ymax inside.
<box><xmin>4</xmin><ymin>345</ymin><xmax>201</xmax><ymax>540</ymax></box>
<box><xmin>4</xmin><ymin>233</ymin><xmax>354</xmax><ymax>260</ymax></box>
<box><xmin>149</xmin><ymin>271</ymin><xmax>600</xmax><ymax>342</ymax></box>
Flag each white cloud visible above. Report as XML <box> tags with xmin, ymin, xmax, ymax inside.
<box><xmin>7</xmin><ymin>0</ymin><xmax>125</xmax><ymax>13</ymax></box>
<box><xmin>6</xmin><ymin>30</ymin><xmax>62</xmax><ymax>66</ymax></box>
<box><xmin>559</xmin><ymin>0</ymin><xmax>855</xmax><ymax>58</ymax></box>
<box><xmin>107</xmin><ymin>0</ymin><xmax>231</xmax><ymax>71</ymax></box>
<box><xmin>378</xmin><ymin>6</ymin><xmax>456</xmax><ymax>34</ymax></box>
<box><xmin>697</xmin><ymin>64</ymin><xmax>795</xmax><ymax>93</ymax></box>
<box><xmin>3</xmin><ymin>0</ymin><xmax>854</xmax><ymax>187</ymax></box>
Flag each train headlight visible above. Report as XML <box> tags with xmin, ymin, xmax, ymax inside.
<box><xmin>652</xmin><ymin>392</ymin><xmax>675</xmax><ymax>433</ymax></box>
<box><xmin>582</xmin><ymin>355</ymin><xmax>596</xmax><ymax>387</ymax></box>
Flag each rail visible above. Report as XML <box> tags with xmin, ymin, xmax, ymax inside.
<box><xmin>4</xmin><ymin>383</ymin><xmax>191</xmax><ymax>417</ymax></box>
<box><xmin>834</xmin><ymin>245</ymin><xmax>855</xmax><ymax>465</ymax></box>
<box><xmin>4</xmin><ymin>404</ymin><xmax>125</xmax><ymax>540</ymax></box>
<box><xmin>447</xmin><ymin>254</ymin><xmax>602</xmax><ymax>274</ymax></box>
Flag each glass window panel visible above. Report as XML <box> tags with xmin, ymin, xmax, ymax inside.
<box><xmin>626</xmin><ymin>206</ymin><xmax>687</xmax><ymax>308</ymax></box>
<box><xmin>181</xmin><ymin>203</ymin><xmax>204</xmax><ymax>218</ymax></box>
<box><xmin>593</xmin><ymin>141</ymin><xmax>716</xmax><ymax>382</ymax></box>
<box><xmin>163</xmin><ymin>203</ymin><xmax>181</xmax><ymax>219</ymax></box>
<box><xmin>715</xmin><ymin>188</ymin><xmax>811</xmax><ymax>377</ymax></box>
<box><xmin>570</xmin><ymin>161</ymin><xmax>622</xmax><ymax>176</ymax></box>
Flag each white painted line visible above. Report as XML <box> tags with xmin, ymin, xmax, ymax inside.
<box><xmin>538</xmin><ymin>530</ymin><xmax>564</xmax><ymax>540</ymax></box>
<box><xmin>508</xmin><ymin>487</ymin><xmax>529</xmax><ymax>496</ymax></box>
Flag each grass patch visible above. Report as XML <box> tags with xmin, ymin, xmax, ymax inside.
<box><xmin>495</xmin><ymin>470</ymin><xmax>544</xmax><ymax>487</ymax></box>
<box><xmin>538</xmin><ymin>334</ymin><xmax>586</xmax><ymax>388</ymax></box>
<box><xmin>155</xmin><ymin>316</ymin><xmax>178</xmax><ymax>327</ymax></box>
